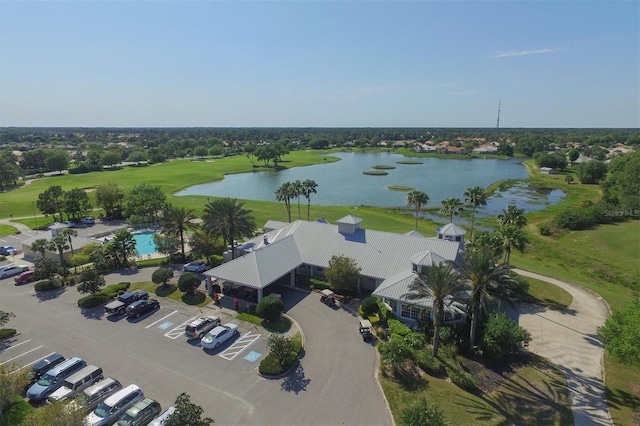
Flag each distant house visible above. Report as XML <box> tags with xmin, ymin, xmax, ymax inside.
<box><xmin>540</xmin><ymin>167</ymin><xmax>558</xmax><ymax>175</ymax></box>
<box><xmin>472</xmin><ymin>144</ymin><xmax>498</xmax><ymax>155</ymax></box>
<box><xmin>445</xmin><ymin>146</ymin><xmax>466</xmax><ymax>155</ymax></box>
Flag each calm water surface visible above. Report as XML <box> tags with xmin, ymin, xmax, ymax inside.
<box><xmin>176</xmin><ymin>152</ymin><xmax>534</xmax><ymax>208</ymax></box>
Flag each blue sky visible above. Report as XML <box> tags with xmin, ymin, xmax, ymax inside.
<box><xmin>1</xmin><ymin>1</ymin><xmax>638</xmax><ymax>128</ymax></box>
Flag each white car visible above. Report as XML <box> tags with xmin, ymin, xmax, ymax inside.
<box><xmin>201</xmin><ymin>323</ymin><xmax>239</xmax><ymax>350</ymax></box>
<box><xmin>183</xmin><ymin>260</ymin><xmax>208</xmax><ymax>273</ymax></box>
<box><xmin>0</xmin><ymin>264</ymin><xmax>29</xmax><ymax>279</ymax></box>
<box><xmin>82</xmin><ymin>217</ymin><xmax>96</xmax><ymax>225</ymax></box>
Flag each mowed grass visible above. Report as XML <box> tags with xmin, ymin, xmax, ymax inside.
<box><xmin>0</xmin><ymin>224</ymin><xmax>17</xmax><ymax>236</ymax></box>
<box><xmin>522</xmin><ymin>276</ymin><xmax>573</xmax><ymax>310</ymax></box>
<box><xmin>604</xmin><ymin>355</ymin><xmax>640</xmax><ymax>426</ymax></box>
<box><xmin>381</xmin><ymin>354</ymin><xmax>572</xmax><ymax>426</ymax></box>
<box><xmin>131</xmin><ymin>281</ymin><xmax>211</xmax><ymax>307</ymax></box>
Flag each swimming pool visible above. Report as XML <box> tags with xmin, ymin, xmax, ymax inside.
<box><xmin>133</xmin><ymin>231</ymin><xmax>159</xmax><ymax>255</ymax></box>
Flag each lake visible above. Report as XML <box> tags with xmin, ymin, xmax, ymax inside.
<box><xmin>176</xmin><ymin>152</ymin><xmax>562</xmax><ymax>213</ymax></box>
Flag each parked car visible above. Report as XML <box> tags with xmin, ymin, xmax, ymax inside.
<box><xmin>84</xmin><ymin>384</ymin><xmax>144</xmax><ymax>426</ymax></box>
<box><xmin>70</xmin><ymin>377</ymin><xmax>122</xmax><ymax>413</ymax></box>
<box><xmin>0</xmin><ymin>245</ymin><xmax>17</xmax><ymax>256</ymax></box>
<box><xmin>27</xmin><ymin>357</ymin><xmax>87</xmax><ymax>401</ymax></box>
<box><xmin>0</xmin><ymin>264</ymin><xmax>29</xmax><ymax>279</ymax></box>
<box><xmin>115</xmin><ymin>397</ymin><xmax>161</xmax><ymax>426</ymax></box>
<box><xmin>126</xmin><ymin>299</ymin><xmax>160</xmax><ymax>319</ymax></box>
<box><xmin>14</xmin><ymin>270</ymin><xmax>35</xmax><ymax>285</ymax></box>
<box><xmin>182</xmin><ymin>260</ymin><xmax>208</xmax><ymax>273</ymax></box>
<box><xmin>28</xmin><ymin>353</ymin><xmax>66</xmax><ymax>386</ymax></box>
<box><xmin>105</xmin><ymin>291</ymin><xmax>149</xmax><ymax>315</ymax></box>
<box><xmin>184</xmin><ymin>316</ymin><xmax>221</xmax><ymax>340</ymax></box>
<box><xmin>201</xmin><ymin>323</ymin><xmax>239</xmax><ymax>350</ymax></box>
<box><xmin>149</xmin><ymin>407</ymin><xmax>175</xmax><ymax>426</ymax></box>
<box><xmin>46</xmin><ymin>365</ymin><xmax>104</xmax><ymax>404</ymax></box>
<box><xmin>63</xmin><ymin>220</ymin><xmax>77</xmax><ymax>228</ymax></box>
<box><xmin>82</xmin><ymin>216</ymin><xmax>96</xmax><ymax>225</ymax></box>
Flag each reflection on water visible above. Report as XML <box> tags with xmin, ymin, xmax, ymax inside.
<box><xmin>175</xmin><ymin>152</ymin><xmax>565</xmax><ymax>215</ymax></box>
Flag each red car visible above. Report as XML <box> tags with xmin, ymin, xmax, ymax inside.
<box><xmin>14</xmin><ymin>270</ymin><xmax>35</xmax><ymax>285</ymax></box>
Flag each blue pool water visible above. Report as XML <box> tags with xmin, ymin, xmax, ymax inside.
<box><xmin>133</xmin><ymin>231</ymin><xmax>158</xmax><ymax>255</ymax></box>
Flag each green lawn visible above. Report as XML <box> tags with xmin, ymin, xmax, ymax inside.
<box><xmin>522</xmin><ymin>276</ymin><xmax>573</xmax><ymax>310</ymax></box>
<box><xmin>382</xmin><ymin>354</ymin><xmax>572</xmax><ymax>425</ymax></box>
<box><xmin>0</xmin><ymin>224</ymin><xmax>17</xmax><ymax>237</ymax></box>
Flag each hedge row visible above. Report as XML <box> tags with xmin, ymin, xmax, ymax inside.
<box><xmin>0</xmin><ymin>328</ymin><xmax>17</xmax><ymax>340</ymax></box>
<box><xmin>78</xmin><ymin>282</ymin><xmax>131</xmax><ymax>309</ymax></box>
<box><xmin>34</xmin><ymin>280</ymin><xmax>58</xmax><ymax>291</ymax></box>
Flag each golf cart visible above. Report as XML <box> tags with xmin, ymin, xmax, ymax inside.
<box><xmin>320</xmin><ymin>289</ymin><xmax>335</xmax><ymax>305</ymax></box>
<box><xmin>359</xmin><ymin>319</ymin><xmax>374</xmax><ymax>341</ymax></box>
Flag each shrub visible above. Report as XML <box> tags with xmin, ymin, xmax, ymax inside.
<box><xmin>403</xmin><ymin>332</ymin><xmax>425</xmax><ymax>349</ymax></box>
<box><xmin>360</xmin><ymin>296</ymin><xmax>379</xmax><ymax>317</ymax></box>
<box><xmin>34</xmin><ymin>280</ymin><xmax>58</xmax><ymax>291</ymax></box>
<box><xmin>177</xmin><ymin>272</ymin><xmax>201</xmax><ymax>295</ymax></box>
<box><xmin>368</xmin><ymin>315</ymin><xmax>380</xmax><ymax>326</ymax></box>
<box><xmin>388</xmin><ymin>319</ymin><xmax>412</xmax><ymax>337</ymax></box>
<box><xmin>258</xmin><ymin>354</ymin><xmax>285</xmax><ymax>376</ymax></box>
<box><xmin>413</xmin><ymin>349</ymin><xmax>444</xmax><ymax>376</ymax></box>
<box><xmin>539</xmin><ymin>223</ymin><xmax>552</xmax><ymax>236</ymax></box>
<box><xmin>446</xmin><ymin>367</ymin><xmax>478</xmax><ymax>392</ymax></box>
<box><xmin>151</xmin><ymin>268</ymin><xmax>174</xmax><ymax>287</ymax></box>
<box><xmin>0</xmin><ymin>396</ymin><xmax>34</xmax><ymax>426</ymax></box>
<box><xmin>399</xmin><ymin>397</ymin><xmax>449</xmax><ymax>426</ymax></box>
<box><xmin>309</xmin><ymin>279</ymin><xmax>331</xmax><ymax>290</ymax></box>
<box><xmin>256</xmin><ymin>296</ymin><xmax>285</xmax><ymax>323</ymax></box>
<box><xmin>0</xmin><ymin>328</ymin><xmax>17</xmax><ymax>340</ymax></box>
<box><xmin>77</xmin><ymin>294</ymin><xmax>111</xmax><ymax>309</ymax></box>
<box><xmin>209</xmin><ymin>255</ymin><xmax>224</xmax><ymax>267</ymax></box>
<box><xmin>481</xmin><ymin>312</ymin><xmax>531</xmax><ymax>361</ymax></box>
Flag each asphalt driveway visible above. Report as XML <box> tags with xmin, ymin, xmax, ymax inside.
<box><xmin>517</xmin><ymin>269</ymin><xmax>612</xmax><ymax>426</ymax></box>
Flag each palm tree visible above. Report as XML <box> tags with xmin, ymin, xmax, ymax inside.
<box><xmin>109</xmin><ymin>230</ymin><xmax>137</xmax><ymax>268</ymax></box>
<box><xmin>275</xmin><ymin>182</ymin><xmax>294</xmax><ymax>222</ymax></box>
<box><xmin>292</xmin><ymin>180</ymin><xmax>304</xmax><ymax>220</ymax></box>
<box><xmin>496</xmin><ymin>205</ymin><xmax>527</xmax><ymax>228</ymax></box>
<box><xmin>47</xmin><ymin>235</ymin><xmax>70</xmax><ymax>267</ymax></box>
<box><xmin>301</xmin><ymin>179</ymin><xmax>318</xmax><ymax>221</ymax></box>
<box><xmin>30</xmin><ymin>238</ymin><xmax>49</xmax><ymax>259</ymax></box>
<box><xmin>406</xmin><ymin>190</ymin><xmax>429</xmax><ymax>231</ymax></box>
<box><xmin>162</xmin><ymin>206</ymin><xmax>197</xmax><ymax>261</ymax></box>
<box><xmin>464</xmin><ymin>186</ymin><xmax>488</xmax><ymax>237</ymax></box>
<box><xmin>453</xmin><ymin>248</ymin><xmax>514</xmax><ymax>350</ymax></box>
<box><xmin>440</xmin><ymin>198</ymin><xmax>463</xmax><ymax>223</ymax></box>
<box><xmin>202</xmin><ymin>198</ymin><xmax>256</xmax><ymax>260</ymax></box>
<box><xmin>496</xmin><ymin>225</ymin><xmax>527</xmax><ymax>265</ymax></box>
<box><xmin>60</xmin><ymin>228</ymin><xmax>78</xmax><ymax>257</ymax></box>
<box><xmin>403</xmin><ymin>264</ymin><xmax>466</xmax><ymax>357</ymax></box>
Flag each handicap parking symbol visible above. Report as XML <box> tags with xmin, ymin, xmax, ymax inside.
<box><xmin>158</xmin><ymin>321</ymin><xmax>173</xmax><ymax>330</ymax></box>
<box><xmin>244</xmin><ymin>351</ymin><xmax>262</xmax><ymax>363</ymax></box>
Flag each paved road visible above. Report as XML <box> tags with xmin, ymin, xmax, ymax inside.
<box><xmin>516</xmin><ymin>269</ymin><xmax>612</xmax><ymax>426</ymax></box>
<box><xmin>0</xmin><ymin>266</ymin><xmax>392</xmax><ymax>425</ymax></box>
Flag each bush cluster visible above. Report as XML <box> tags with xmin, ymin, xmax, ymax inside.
<box><xmin>258</xmin><ymin>354</ymin><xmax>284</xmax><ymax>375</ymax></box>
<box><xmin>445</xmin><ymin>366</ymin><xmax>478</xmax><ymax>392</ymax></box>
<box><xmin>308</xmin><ymin>279</ymin><xmax>331</xmax><ymax>290</ymax></box>
<box><xmin>359</xmin><ymin>296</ymin><xmax>379</xmax><ymax>317</ymax></box>
<box><xmin>77</xmin><ymin>282</ymin><xmax>131</xmax><ymax>308</ymax></box>
<box><xmin>388</xmin><ymin>319</ymin><xmax>412</xmax><ymax>337</ymax></box>
<box><xmin>34</xmin><ymin>280</ymin><xmax>58</xmax><ymax>291</ymax></box>
<box><xmin>553</xmin><ymin>201</ymin><xmax>626</xmax><ymax>231</ymax></box>
<box><xmin>413</xmin><ymin>349</ymin><xmax>444</xmax><ymax>376</ymax></box>
<box><xmin>481</xmin><ymin>313</ymin><xmax>531</xmax><ymax>361</ymax></box>
<box><xmin>0</xmin><ymin>328</ymin><xmax>17</xmax><ymax>340</ymax></box>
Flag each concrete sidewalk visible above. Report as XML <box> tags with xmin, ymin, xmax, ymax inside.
<box><xmin>516</xmin><ymin>268</ymin><xmax>612</xmax><ymax>426</ymax></box>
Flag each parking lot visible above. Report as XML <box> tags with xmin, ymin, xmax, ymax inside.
<box><xmin>0</xmin><ymin>251</ymin><xmax>392</xmax><ymax>425</ymax></box>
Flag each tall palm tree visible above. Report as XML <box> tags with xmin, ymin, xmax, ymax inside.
<box><xmin>292</xmin><ymin>180</ymin><xmax>304</xmax><ymax>220</ymax></box>
<box><xmin>30</xmin><ymin>238</ymin><xmax>49</xmax><ymax>259</ymax></box>
<box><xmin>61</xmin><ymin>228</ymin><xmax>78</xmax><ymax>257</ymax></box>
<box><xmin>162</xmin><ymin>206</ymin><xmax>197</xmax><ymax>261</ymax></box>
<box><xmin>109</xmin><ymin>230</ymin><xmax>137</xmax><ymax>268</ymax></box>
<box><xmin>464</xmin><ymin>186</ymin><xmax>488</xmax><ymax>237</ymax></box>
<box><xmin>440</xmin><ymin>198</ymin><xmax>463</xmax><ymax>223</ymax></box>
<box><xmin>47</xmin><ymin>235</ymin><xmax>70</xmax><ymax>267</ymax></box>
<box><xmin>202</xmin><ymin>198</ymin><xmax>256</xmax><ymax>260</ymax></box>
<box><xmin>496</xmin><ymin>225</ymin><xmax>527</xmax><ymax>265</ymax></box>
<box><xmin>403</xmin><ymin>264</ymin><xmax>466</xmax><ymax>357</ymax></box>
<box><xmin>453</xmin><ymin>248</ymin><xmax>514</xmax><ymax>350</ymax></box>
<box><xmin>497</xmin><ymin>205</ymin><xmax>527</xmax><ymax>228</ymax></box>
<box><xmin>301</xmin><ymin>179</ymin><xmax>318</xmax><ymax>221</ymax></box>
<box><xmin>275</xmin><ymin>182</ymin><xmax>294</xmax><ymax>222</ymax></box>
<box><xmin>406</xmin><ymin>190</ymin><xmax>429</xmax><ymax>231</ymax></box>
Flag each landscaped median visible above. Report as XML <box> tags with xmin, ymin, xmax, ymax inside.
<box><xmin>77</xmin><ymin>282</ymin><xmax>131</xmax><ymax>308</ymax></box>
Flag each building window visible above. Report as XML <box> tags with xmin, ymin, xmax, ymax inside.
<box><xmin>400</xmin><ymin>304</ymin><xmax>429</xmax><ymax>321</ymax></box>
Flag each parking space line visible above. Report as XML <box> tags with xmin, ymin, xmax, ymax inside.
<box><xmin>219</xmin><ymin>333</ymin><xmax>260</xmax><ymax>361</ymax></box>
<box><xmin>12</xmin><ymin>352</ymin><xmax>56</xmax><ymax>373</ymax></box>
<box><xmin>164</xmin><ymin>315</ymin><xmax>199</xmax><ymax>340</ymax></box>
<box><xmin>145</xmin><ymin>310</ymin><xmax>178</xmax><ymax>329</ymax></box>
<box><xmin>1</xmin><ymin>339</ymin><xmax>31</xmax><ymax>352</ymax></box>
<box><xmin>0</xmin><ymin>345</ymin><xmax>44</xmax><ymax>366</ymax></box>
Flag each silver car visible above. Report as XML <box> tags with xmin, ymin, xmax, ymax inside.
<box><xmin>0</xmin><ymin>264</ymin><xmax>29</xmax><ymax>279</ymax></box>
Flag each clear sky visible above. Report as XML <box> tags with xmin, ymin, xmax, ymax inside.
<box><xmin>1</xmin><ymin>1</ymin><xmax>638</xmax><ymax>128</ymax></box>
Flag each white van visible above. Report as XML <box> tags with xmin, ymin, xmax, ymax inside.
<box><xmin>47</xmin><ymin>365</ymin><xmax>103</xmax><ymax>403</ymax></box>
<box><xmin>84</xmin><ymin>384</ymin><xmax>144</xmax><ymax>426</ymax></box>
